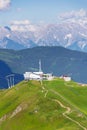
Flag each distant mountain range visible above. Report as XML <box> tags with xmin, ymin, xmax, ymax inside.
<box><xmin>1</xmin><ymin>20</ymin><xmax>87</xmax><ymax>52</ymax></box>
<box><xmin>0</xmin><ymin>46</ymin><xmax>87</xmax><ymax>88</ymax></box>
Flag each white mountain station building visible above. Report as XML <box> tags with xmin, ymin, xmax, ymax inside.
<box><xmin>24</xmin><ymin>60</ymin><xmax>53</xmax><ymax>81</ymax></box>
<box><xmin>24</xmin><ymin>71</ymin><xmax>43</xmax><ymax>80</ymax></box>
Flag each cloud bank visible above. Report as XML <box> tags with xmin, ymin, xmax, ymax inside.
<box><xmin>58</xmin><ymin>9</ymin><xmax>87</xmax><ymax>26</ymax></box>
<box><xmin>10</xmin><ymin>9</ymin><xmax>87</xmax><ymax>32</ymax></box>
<box><xmin>0</xmin><ymin>0</ymin><xmax>11</xmax><ymax>10</ymax></box>
<box><xmin>59</xmin><ymin>9</ymin><xmax>87</xmax><ymax>21</ymax></box>
<box><xmin>10</xmin><ymin>20</ymin><xmax>37</xmax><ymax>32</ymax></box>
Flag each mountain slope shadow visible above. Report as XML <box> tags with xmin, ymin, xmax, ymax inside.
<box><xmin>0</xmin><ymin>60</ymin><xmax>23</xmax><ymax>89</ymax></box>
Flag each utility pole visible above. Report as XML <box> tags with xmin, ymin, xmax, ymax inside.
<box><xmin>12</xmin><ymin>75</ymin><xmax>14</xmax><ymax>87</ymax></box>
<box><xmin>6</xmin><ymin>74</ymin><xmax>15</xmax><ymax>88</ymax></box>
<box><xmin>6</xmin><ymin>77</ymin><xmax>10</xmax><ymax>89</ymax></box>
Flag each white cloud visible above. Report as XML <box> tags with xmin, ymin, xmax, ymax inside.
<box><xmin>58</xmin><ymin>9</ymin><xmax>87</xmax><ymax>27</ymax></box>
<box><xmin>59</xmin><ymin>9</ymin><xmax>87</xmax><ymax>21</ymax></box>
<box><xmin>10</xmin><ymin>20</ymin><xmax>37</xmax><ymax>32</ymax></box>
<box><xmin>0</xmin><ymin>0</ymin><xmax>11</xmax><ymax>10</ymax></box>
<box><xmin>11</xmin><ymin>20</ymin><xmax>31</xmax><ymax>25</ymax></box>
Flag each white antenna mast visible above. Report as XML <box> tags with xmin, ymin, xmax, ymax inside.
<box><xmin>39</xmin><ymin>59</ymin><xmax>42</xmax><ymax>72</ymax></box>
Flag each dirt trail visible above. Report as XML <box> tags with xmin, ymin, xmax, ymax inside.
<box><xmin>40</xmin><ymin>82</ymin><xmax>87</xmax><ymax>130</ymax></box>
<box><xmin>51</xmin><ymin>90</ymin><xmax>87</xmax><ymax>130</ymax></box>
<box><xmin>44</xmin><ymin>90</ymin><xmax>48</xmax><ymax>98</ymax></box>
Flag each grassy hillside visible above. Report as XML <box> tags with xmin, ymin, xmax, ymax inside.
<box><xmin>0</xmin><ymin>79</ymin><xmax>87</xmax><ymax>130</ymax></box>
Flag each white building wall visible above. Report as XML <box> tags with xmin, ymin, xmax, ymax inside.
<box><xmin>63</xmin><ymin>77</ymin><xmax>71</xmax><ymax>81</ymax></box>
<box><xmin>24</xmin><ymin>72</ymin><xmax>42</xmax><ymax>80</ymax></box>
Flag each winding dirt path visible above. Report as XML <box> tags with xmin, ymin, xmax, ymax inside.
<box><xmin>53</xmin><ymin>99</ymin><xmax>87</xmax><ymax>130</ymax></box>
<box><xmin>40</xmin><ymin>81</ymin><xmax>87</xmax><ymax>130</ymax></box>
<box><xmin>44</xmin><ymin>90</ymin><xmax>48</xmax><ymax>98</ymax></box>
<box><xmin>51</xmin><ymin>90</ymin><xmax>87</xmax><ymax>130</ymax></box>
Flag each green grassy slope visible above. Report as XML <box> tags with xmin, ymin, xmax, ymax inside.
<box><xmin>0</xmin><ymin>79</ymin><xmax>87</xmax><ymax>130</ymax></box>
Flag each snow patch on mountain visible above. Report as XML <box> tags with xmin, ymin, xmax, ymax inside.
<box><xmin>78</xmin><ymin>41</ymin><xmax>87</xmax><ymax>49</ymax></box>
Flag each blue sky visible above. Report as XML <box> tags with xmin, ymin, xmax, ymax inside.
<box><xmin>0</xmin><ymin>0</ymin><xmax>87</xmax><ymax>26</ymax></box>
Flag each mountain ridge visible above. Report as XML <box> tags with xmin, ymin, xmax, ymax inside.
<box><xmin>0</xmin><ymin>46</ymin><xmax>87</xmax><ymax>88</ymax></box>
<box><xmin>1</xmin><ymin>21</ymin><xmax>87</xmax><ymax>52</ymax></box>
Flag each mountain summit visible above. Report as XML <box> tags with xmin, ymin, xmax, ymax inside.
<box><xmin>0</xmin><ymin>46</ymin><xmax>87</xmax><ymax>86</ymax></box>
